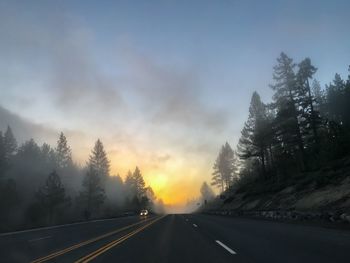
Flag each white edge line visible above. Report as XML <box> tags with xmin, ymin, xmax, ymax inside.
<box><xmin>193</xmin><ymin>224</ymin><xmax>198</xmax><ymax>227</ymax></box>
<box><xmin>215</xmin><ymin>240</ymin><xmax>237</xmax><ymax>255</ymax></box>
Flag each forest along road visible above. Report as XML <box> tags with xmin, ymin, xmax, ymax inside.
<box><xmin>0</xmin><ymin>214</ymin><xmax>350</xmax><ymax>263</ymax></box>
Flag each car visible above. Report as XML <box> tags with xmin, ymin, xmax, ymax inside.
<box><xmin>140</xmin><ymin>209</ymin><xmax>148</xmax><ymax>216</ymax></box>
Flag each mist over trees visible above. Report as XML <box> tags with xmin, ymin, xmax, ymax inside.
<box><xmin>211</xmin><ymin>142</ymin><xmax>238</xmax><ymax>192</ymax></box>
<box><xmin>0</xmin><ymin>130</ymin><xmax>162</xmax><ymax>232</ymax></box>
<box><xmin>212</xmin><ymin>53</ymin><xmax>350</xmax><ymax>195</ymax></box>
<box><xmin>200</xmin><ymin>182</ymin><xmax>215</xmax><ymax>204</ymax></box>
<box><xmin>35</xmin><ymin>170</ymin><xmax>70</xmax><ymax>224</ymax></box>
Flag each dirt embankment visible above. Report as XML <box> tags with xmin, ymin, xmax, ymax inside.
<box><xmin>203</xmin><ymin>157</ymin><xmax>350</xmax><ymax>224</ymax></box>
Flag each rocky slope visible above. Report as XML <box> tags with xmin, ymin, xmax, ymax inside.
<box><xmin>203</xmin><ymin>157</ymin><xmax>350</xmax><ymax>224</ymax></box>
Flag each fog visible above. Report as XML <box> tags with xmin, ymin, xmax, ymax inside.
<box><xmin>0</xmin><ymin>0</ymin><xmax>350</xmax><ymax>231</ymax></box>
<box><xmin>0</xmin><ymin>125</ymin><xmax>168</xmax><ymax>232</ymax></box>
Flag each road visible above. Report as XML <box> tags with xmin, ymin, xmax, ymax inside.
<box><xmin>0</xmin><ymin>214</ymin><xmax>350</xmax><ymax>262</ymax></box>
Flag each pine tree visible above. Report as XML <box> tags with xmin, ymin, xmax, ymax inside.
<box><xmin>237</xmin><ymin>92</ymin><xmax>270</xmax><ymax>175</ymax></box>
<box><xmin>36</xmin><ymin>170</ymin><xmax>69</xmax><ymax>224</ymax></box>
<box><xmin>0</xmin><ymin>132</ymin><xmax>5</xmax><ymax>177</ymax></box>
<box><xmin>144</xmin><ymin>186</ymin><xmax>156</xmax><ymax>202</ymax></box>
<box><xmin>88</xmin><ymin>139</ymin><xmax>110</xmax><ymax>183</ymax></box>
<box><xmin>78</xmin><ymin>166</ymin><xmax>106</xmax><ymax>216</ymax></box>
<box><xmin>3</xmin><ymin>126</ymin><xmax>17</xmax><ymax>163</ymax></box>
<box><xmin>124</xmin><ymin>170</ymin><xmax>135</xmax><ymax>199</ymax></box>
<box><xmin>324</xmin><ymin>73</ymin><xmax>350</xmax><ymax>157</ymax></box>
<box><xmin>311</xmin><ymin>80</ymin><xmax>325</xmax><ymax>113</ymax></box>
<box><xmin>211</xmin><ymin>142</ymin><xmax>237</xmax><ymax>192</ymax></box>
<box><xmin>345</xmin><ymin>66</ymin><xmax>350</xmax><ymax>127</ymax></box>
<box><xmin>41</xmin><ymin>143</ymin><xmax>58</xmax><ymax>168</ymax></box>
<box><xmin>326</xmin><ymin>74</ymin><xmax>347</xmax><ymax>124</ymax></box>
<box><xmin>16</xmin><ymin>139</ymin><xmax>42</xmax><ymax>164</ymax></box>
<box><xmin>132</xmin><ymin>166</ymin><xmax>146</xmax><ymax>199</ymax></box>
<box><xmin>56</xmin><ymin>132</ymin><xmax>72</xmax><ymax>169</ymax></box>
<box><xmin>297</xmin><ymin>58</ymin><xmax>320</xmax><ymax>146</ymax></box>
<box><xmin>124</xmin><ymin>167</ymin><xmax>147</xmax><ymax>202</ymax></box>
<box><xmin>200</xmin><ymin>182</ymin><xmax>215</xmax><ymax>202</ymax></box>
<box><xmin>270</xmin><ymin>52</ymin><xmax>306</xmax><ymax>170</ymax></box>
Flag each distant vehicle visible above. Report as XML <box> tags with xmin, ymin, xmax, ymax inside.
<box><xmin>140</xmin><ymin>209</ymin><xmax>148</xmax><ymax>216</ymax></box>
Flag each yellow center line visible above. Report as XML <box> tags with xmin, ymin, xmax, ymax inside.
<box><xmin>31</xmin><ymin>217</ymin><xmax>155</xmax><ymax>263</ymax></box>
<box><xmin>74</xmin><ymin>215</ymin><xmax>166</xmax><ymax>263</ymax></box>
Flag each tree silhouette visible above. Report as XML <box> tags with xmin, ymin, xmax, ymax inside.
<box><xmin>78</xmin><ymin>166</ymin><xmax>106</xmax><ymax>218</ymax></box>
<box><xmin>200</xmin><ymin>182</ymin><xmax>215</xmax><ymax>203</ymax></box>
<box><xmin>132</xmin><ymin>166</ymin><xmax>146</xmax><ymax>199</ymax></box>
<box><xmin>36</xmin><ymin>170</ymin><xmax>69</xmax><ymax>224</ymax></box>
<box><xmin>237</xmin><ymin>92</ymin><xmax>271</xmax><ymax>175</ymax></box>
<box><xmin>0</xmin><ymin>131</ymin><xmax>6</xmax><ymax>177</ymax></box>
<box><xmin>88</xmin><ymin>139</ymin><xmax>110</xmax><ymax>183</ymax></box>
<box><xmin>297</xmin><ymin>58</ymin><xmax>319</xmax><ymax>147</ymax></box>
<box><xmin>3</xmin><ymin>126</ymin><xmax>17</xmax><ymax>162</ymax></box>
<box><xmin>211</xmin><ymin>142</ymin><xmax>237</xmax><ymax>192</ymax></box>
<box><xmin>270</xmin><ymin>52</ymin><xmax>306</xmax><ymax>170</ymax></box>
<box><xmin>56</xmin><ymin>132</ymin><xmax>72</xmax><ymax>169</ymax></box>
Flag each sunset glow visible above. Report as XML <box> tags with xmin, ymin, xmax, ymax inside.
<box><xmin>1</xmin><ymin>0</ymin><xmax>349</xmax><ymax>211</ymax></box>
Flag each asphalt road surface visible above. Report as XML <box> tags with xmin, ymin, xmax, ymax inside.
<box><xmin>1</xmin><ymin>214</ymin><xmax>350</xmax><ymax>263</ymax></box>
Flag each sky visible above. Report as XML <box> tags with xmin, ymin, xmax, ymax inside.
<box><xmin>0</xmin><ymin>0</ymin><xmax>350</xmax><ymax>207</ymax></box>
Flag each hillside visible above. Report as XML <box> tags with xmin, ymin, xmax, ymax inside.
<box><xmin>203</xmin><ymin>156</ymin><xmax>350</xmax><ymax>223</ymax></box>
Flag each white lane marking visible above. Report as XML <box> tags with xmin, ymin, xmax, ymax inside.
<box><xmin>193</xmin><ymin>224</ymin><xmax>198</xmax><ymax>227</ymax></box>
<box><xmin>29</xmin><ymin>236</ymin><xmax>52</xmax><ymax>242</ymax></box>
<box><xmin>215</xmin><ymin>240</ymin><xmax>237</xmax><ymax>255</ymax></box>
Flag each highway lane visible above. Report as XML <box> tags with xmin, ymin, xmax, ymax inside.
<box><xmin>187</xmin><ymin>214</ymin><xmax>350</xmax><ymax>263</ymax></box>
<box><xmin>0</xmin><ymin>215</ymin><xmax>155</xmax><ymax>262</ymax></box>
<box><xmin>88</xmin><ymin>214</ymin><xmax>350</xmax><ymax>263</ymax></box>
<box><xmin>92</xmin><ymin>214</ymin><xmax>241</xmax><ymax>263</ymax></box>
<box><xmin>1</xmin><ymin>214</ymin><xmax>350</xmax><ymax>262</ymax></box>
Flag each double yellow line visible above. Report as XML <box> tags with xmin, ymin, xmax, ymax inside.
<box><xmin>31</xmin><ymin>216</ymin><xmax>164</xmax><ymax>263</ymax></box>
<box><xmin>75</xmin><ymin>216</ymin><xmax>165</xmax><ymax>263</ymax></box>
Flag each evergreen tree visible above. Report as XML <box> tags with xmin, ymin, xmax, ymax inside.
<box><xmin>145</xmin><ymin>186</ymin><xmax>156</xmax><ymax>202</ymax></box>
<box><xmin>0</xmin><ymin>132</ymin><xmax>5</xmax><ymax>177</ymax></box>
<box><xmin>3</xmin><ymin>126</ymin><xmax>17</xmax><ymax>167</ymax></box>
<box><xmin>88</xmin><ymin>139</ymin><xmax>110</xmax><ymax>183</ymax></box>
<box><xmin>326</xmin><ymin>74</ymin><xmax>347</xmax><ymax>125</ymax></box>
<box><xmin>132</xmin><ymin>166</ymin><xmax>146</xmax><ymax>199</ymax></box>
<box><xmin>270</xmin><ymin>52</ymin><xmax>306</xmax><ymax>170</ymax></box>
<box><xmin>200</xmin><ymin>182</ymin><xmax>215</xmax><ymax>202</ymax></box>
<box><xmin>297</xmin><ymin>58</ymin><xmax>320</xmax><ymax>147</ymax></box>
<box><xmin>124</xmin><ymin>167</ymin><xmax>147</xmax><ymax>206</ymax></box>
<box><xmin>345</xmin><ymin>66</ymin><xmax>350</xmax><ymax>127</ymax></box>
<box><xmin>311</xmin><ymin>80</ymin><xmax>326</xmax><ymax>113</ymax></box>
<box><xmin>124</xmin><ymin>170</ymin><xmax>135</xmax><ymax>199</ymax></box>
<box><xmin>4</xmin><ymin>126</ymin><xmax>17</xmax><ymax>159</ymax></box>
<box><xmin>237</xmin><ymin>92</ymin><xmax>270</xmax><ymax>175</ymax></box>
<box><xmin>324</xmin><ymin>73</ymin><xmax>350</xmax><ymax>157</ymax></box>
<box><xmin>36</xmin><ymin>170</ymin><xmax>69</xmax><ymax>224</ymax></box>
<box><xmin>41</xmin><ymin>143</ymin><xmax>58</xmax><ymax>169</ymax></box>
<box><xmin>17</xmin><ymin>139</ymin><xmax>41</xmax><ymax>161</ymax></box>
<box><xmin>78</xmin><ymin>166</ymin><xmax>106</xmax><ymax>217</ymax></box>
<box><xmin>211</xmin><ymin>142</ymin><xmax>237</xmax><ymax>192</ymax></box>
<box><xmin>56</xmin><ymin>132</ymin><xmax>72</xmax><ymax>169</ymax></box>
